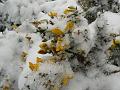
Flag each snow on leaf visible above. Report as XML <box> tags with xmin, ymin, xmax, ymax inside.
<box><xmin>31</xmin><ymin>21</ymin><xmax>41</xmax><ymax>27</ymax></box>
<box><xmin>21</xmin><ymin>52</ymin><xmax>28</xmax><ymax>61</ymax></box>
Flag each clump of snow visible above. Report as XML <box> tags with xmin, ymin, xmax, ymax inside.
<box><xmin>0</xmin><ymin>3</ymin><xmax>3</xmax><ymax>13</ymax></box>
<box><xmin>62</xmin><ymin>72</ymin><xmax>120</xmax><ymax>90</ymax></box>
<box><xmin>17</xmin><ymin>20</ymin><xmax>36</xmax><ymax>33</ymax></box>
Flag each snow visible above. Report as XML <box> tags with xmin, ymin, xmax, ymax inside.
<box><xmin>0</xmin><ymin>3</ymin><xmax>3</xmax><ymax>13</ymax></box>
<box><xmin>17</xmin><ymin>20</ymin><xmax>36</xmax><ymax>33</ymax></box>
<box><xmin>103</xmin><ymin>12</ymin><xmax>120</xmax><ymax>34</ymax></box>
<box><xmin>62</xmin><ymin>72</ymin><xmax>120</xmax><ymax>90</ymax></box>
<box><xmin>0</xmin><ymin>31</ymin><xmax>25</xmax><ymax>89</ymax></box>
<box><xmin>2</xmin><ymin>0</ymin><xmax>83</xmax><ymax>23</ymax></box>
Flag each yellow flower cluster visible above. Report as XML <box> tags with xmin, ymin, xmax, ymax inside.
<box><xmin>28</xmin><ymin>6</ymin><xmax>77</xmax><ymax>87</ymax></box>
<box><xmin>49</xmin><ymin>20</ymin><xmax>74</xmax><ymax>52</ymax></box>
<box><xmin>51</xmin><ymin>20</ymin><xmax>74</xmax><ymax>34</ymax></box>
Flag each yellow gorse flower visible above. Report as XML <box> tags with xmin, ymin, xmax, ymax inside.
<box><xmin>38</xmin><ymin>42</ymin><xmax>48</xmax><ymax>54</ymax></box>
<box><xmin>39</xmin><ymin>42</ymin><xmax>48</xmax><ymax>50</ymax></box>
<box><xmin>64</xmin><ymin>9</ymin><xmax>74</xmax><ymax>14</ymax></box>
<box><xmin>36</xmin><ymin>57</ymin><xmax>44</xmax><ymax>63</ymax></box>
<box><xmin>57</xmin><ymin>37</ymin><xmax>63</xmax><ymax>42</ymax></box>
<box><xmin>114</xmin><ymin>39</ymin><xmax>120</xmax><ymax>44</ymax></box>
<box><xmin>111</xmin><ymin>39</ymin><xmax>120</xmax><ymax>48</ymax></box>
<box><xmin>38</xmin><ymin>49</ymin><xmax>47</xmax><ymax>54</ymax></box>
<box><xmin>56</xmin><ymin>38</ymin><xmax>64</xmax><ymax>52</ymax></box>
<box><xmin>68</xmin><ymin>6</ymin><xmax>77</xmax><ymax>10</ymax></box>
<box><xmin>51</xmin><ymin>28</ymin><xmax>64</xmax><ymax>35</ymax></box>
<box><xmin>65</xmin><ymin>20</ymin><xmax>74</xmax><ymax>31</ymax></box>
<box><xmin>112</xmin><ymin>40</ymin><xmax>115</xmax><ymax>48</ymax></box>
<box><xmin>29</xmin><ymin>62</ymin><xmax>39</xmax><ymax>71</ymax></box>
<box><xmin>61</xmin><ymin>74</ymin><xmax>73</xmax><ymax>86</ymax></box>
<box><xmin>64</xmin><ymin>6</ymin><xmax>76</xmax><ymax>15</ymax></box>
<box><xmin>48</xmin><ymin>11</ymin><xmax>57</xmax><ymax>17</ymax></box>
<box><xmin>56</xmin><ymin>43</ymin><xmax>64</xmax><ymax>52</ymax></box>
